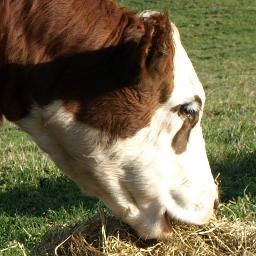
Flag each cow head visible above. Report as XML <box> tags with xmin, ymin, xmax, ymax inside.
<box><xmin>12</xmin><ymin>11</ymin><xmax>218</xmax><ymax>240</ymax></box>
<box><xmin>99</xmin><ymin>12</ymin><xmax>218</xmax><ymax>239</ymax></box>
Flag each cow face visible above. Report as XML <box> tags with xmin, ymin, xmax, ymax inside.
<box><xmin>92</xmin><ymin>22</ymin><xmax>217</xmax><ymax>239</ymax></box>
<box><xmin>14</xmin><ymin>13</ymin><xmax>217</xmax><ymax>240</ymax></box>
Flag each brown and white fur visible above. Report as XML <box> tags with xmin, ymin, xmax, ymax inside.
<box><xmin>0</xmin><ymin>1</ymin><xmax>218</xmax><ymax>239</ymax></box>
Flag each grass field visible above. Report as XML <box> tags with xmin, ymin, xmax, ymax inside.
<box><xmin>0</xmin><ymin>0</ymin><xmax>256</xmax><ymax>255</ymax></box>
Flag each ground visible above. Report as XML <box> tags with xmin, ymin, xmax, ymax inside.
<box><xmin>0</xmin><ymin>0</ymin><xmax>255</xmax><ymax>255</ymax></box>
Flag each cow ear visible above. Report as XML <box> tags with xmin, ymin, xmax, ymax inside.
<box><xmin>140</xmin><ymin>13</ymin><xmax>173</xmax><ymax>76</ymax></box>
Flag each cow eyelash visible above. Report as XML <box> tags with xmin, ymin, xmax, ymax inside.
<box><xmin>179</xmin><ymin>103</ymin><xmax>197</xmax><ymax>120</ymax></box>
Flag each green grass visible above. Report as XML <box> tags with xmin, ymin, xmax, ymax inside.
<box><xmin>1</xmin><ymin>0</ymin><xmax>256</xmax><ymax>255</ymax></box>
<box><xmin>0</xmin><ymin>123</ymin><xmax>100</xmax><ymax>255</ymax></box>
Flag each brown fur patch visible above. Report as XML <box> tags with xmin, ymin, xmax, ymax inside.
<box><xmin>171</xmin><ymin>96</ymin><xmax>202</xmax><ymax>154</ymax></box>
<box><xmin>0</xmin><ymin>0</ymin><xmax>175</xmax><ymax>140</ymax></box>
<box><xmin>70</xmin><ymin>13</ymin><xmax>175</xmax><ymax>139</ymax></box>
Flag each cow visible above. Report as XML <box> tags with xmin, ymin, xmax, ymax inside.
<box><xmin>0</xmin><ymin>0</ymin><xmax>218</xmax><ymax>239</ymax></box>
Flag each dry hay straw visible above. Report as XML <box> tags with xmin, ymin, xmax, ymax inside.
<box><xmin>36</xmin><ymin>208</ymin><xmax>256</xmax><ymax>256</ymax></box>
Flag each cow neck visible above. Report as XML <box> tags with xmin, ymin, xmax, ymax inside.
<box><xmin>0</xmin><ymin>0</ymin><xmax>141</xmax><ymax>123</ymax></box>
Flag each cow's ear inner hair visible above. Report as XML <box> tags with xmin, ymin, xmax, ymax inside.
<box><xmin>144</xmin><ymin>13</ymin><xmax>173</xmax><ymax>74</ymax></box>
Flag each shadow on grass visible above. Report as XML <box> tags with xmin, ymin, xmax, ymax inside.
<box><xmin>0</xmin><ymin>176</ymin><xmax>98</xmax><ymax>217</ymax></box>
<box><xmin>210</xmin><ymin>151</ymin><xmax>256</xmax><ymax>202</ymax></box>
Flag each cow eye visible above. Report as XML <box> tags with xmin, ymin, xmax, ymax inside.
<box><xmin>179</xmin><ymin>103</ymin><xmax>196</xmax><ymax>120</ymax></box>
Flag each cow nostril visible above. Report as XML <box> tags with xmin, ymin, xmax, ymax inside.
<box><xmin>214</xmin><ymin>199</ymin><xmax>219</xmax><ymax>210</ymax></box>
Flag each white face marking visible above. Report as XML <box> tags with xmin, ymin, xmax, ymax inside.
<box><xmin>15</xmin><ymin>17</ymin><xmax>218</xmax><ymax>240</ymax></box>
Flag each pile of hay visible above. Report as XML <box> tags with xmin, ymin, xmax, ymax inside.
<box><xmin>37</xmin><ymin>209</ymin><xmax>256</xmax><ymax>256</ymax></box>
